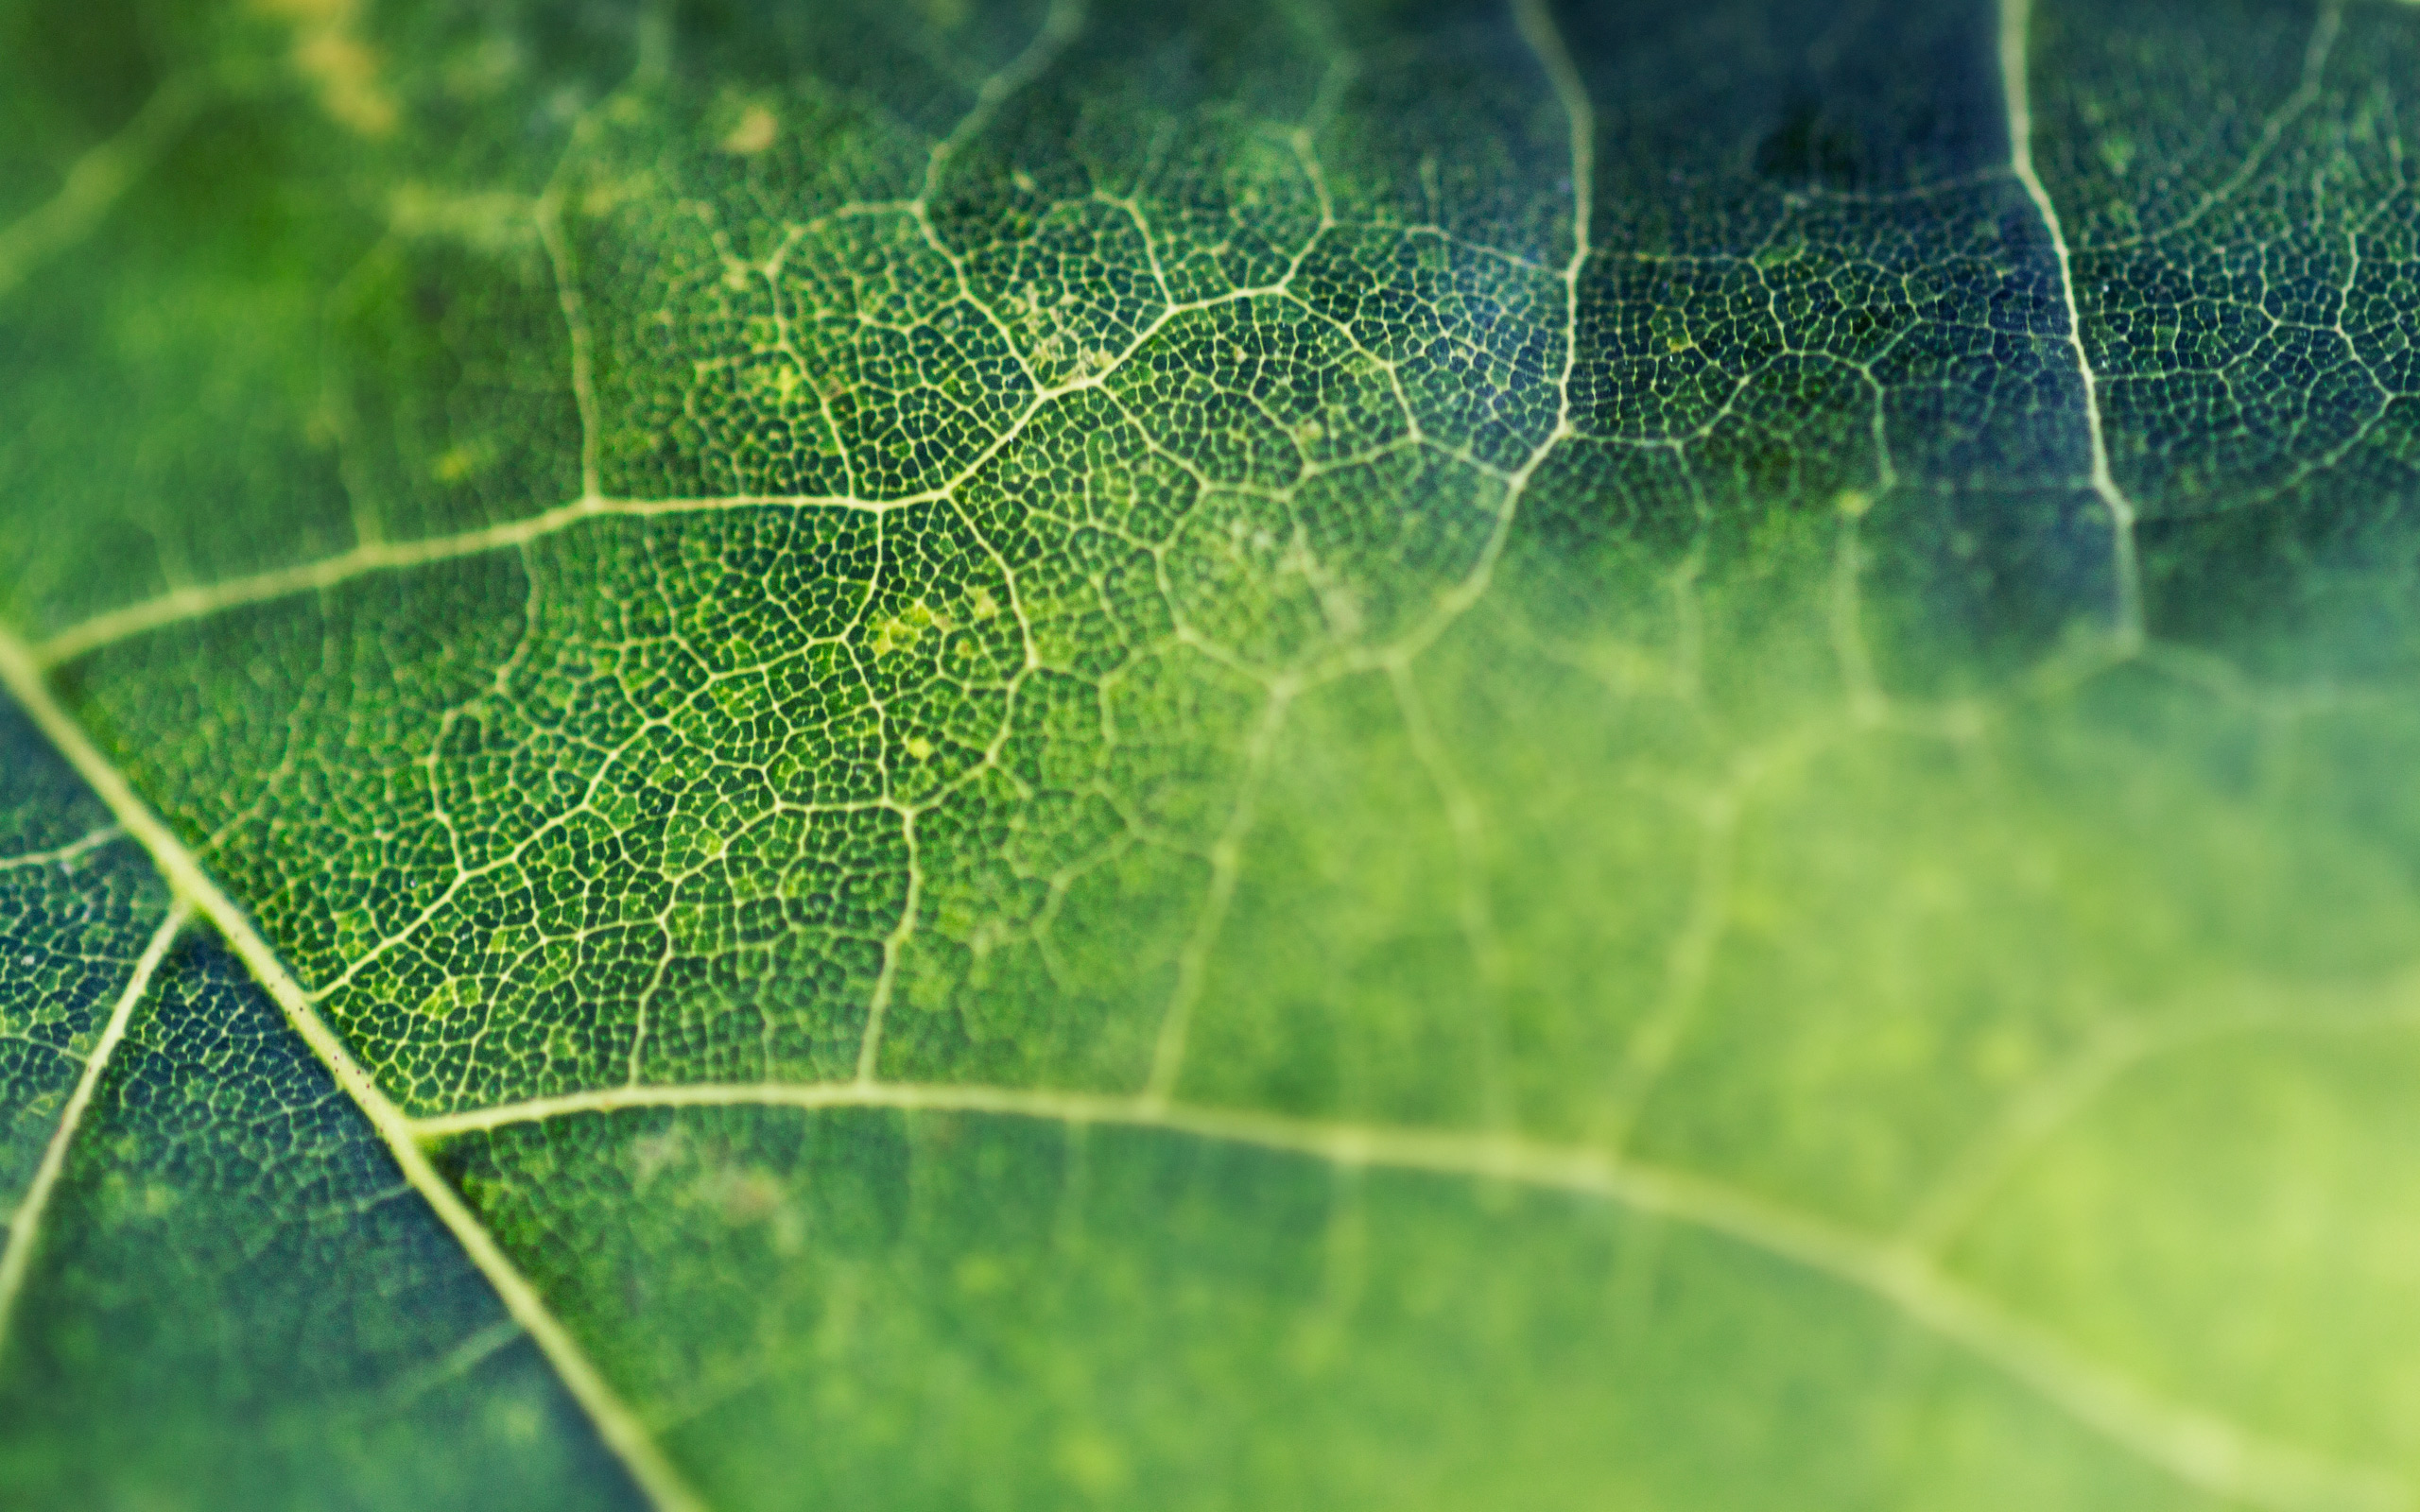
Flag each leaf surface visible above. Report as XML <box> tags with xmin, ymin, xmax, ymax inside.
<box><xmin>3</xmin><ymin>0</ymin><xmax>2419</xmax><ymax>1507</ymax></box>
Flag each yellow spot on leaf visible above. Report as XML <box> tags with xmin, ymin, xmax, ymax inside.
<box><xmin>700</xmin><ymin>1165</ymin><xmax>785</xmax><ymax>1226</ymax></box>
<box><xmin>870</xmin><ymin>599</ymin><xmax>956</xmax><ymax>657</ymax></box>
<box><xmin>954</xmin><ymin>1254</ymin><xmax>1006</xmax><ymax>1296</ymax></box>
<box><xmin>1055</xmin><ymin>1431</ymin><xmax>1130</xmax><ymax>1496</ymax></box>
<box><xmin>432</xmin><ymin>443</ymin><xmax>488</xmax><ymax>483</ymax></box>
<box><xmin>252</xmin><ymin>0</ymin><xmax>398</xmax><ymax>137</ymax></box>
<box><xmin>722</xmin><ymin>104</ymin><xmax>779</xmax><ymax>156</ymax></box>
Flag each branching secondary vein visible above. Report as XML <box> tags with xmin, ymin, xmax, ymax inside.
<box><xmin>0</xmin><ymin>823</ymin><xmax>122</xmax><ymax>870</ymax></box>
<box><xmin>1897</xmin><ymin>969</ymin><xmax>2420</xmax><ymax>1257</ymax></box>
<box><xmin>411</xmin><ymin>1073</ymin><xmax>2403</xmax><ymax>1512</ymax></box>
<box><xmin>0</xmin><ymin>897</ymin><xmax>190</xmax><ymax>1350</ymax></box>
<box><xmin>2000</xmin><ymin>0</ymin><xmax>2146</xmax><ymax>646</ymax></box>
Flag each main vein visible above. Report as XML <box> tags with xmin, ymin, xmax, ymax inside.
<box><xmin>0</xmin><ymin>626</ymin><xmax>702</xmax><ymax>1512</ymax></box>
<box><xmin>0</xmin><ymin>896</ymin><xmax>190</xmax><ymax>1349</ymax></box>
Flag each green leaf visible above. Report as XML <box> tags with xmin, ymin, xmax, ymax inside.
<box><xmin>3</xmin><ymin>0</ymin><xmax>2419</xmax><ymax>1507</ymax></box>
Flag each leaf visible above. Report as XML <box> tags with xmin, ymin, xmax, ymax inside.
<box><xmin>2</xmin><ymin>0</ymin><xmax>2419</xmax><ymax>1507</ymax></box>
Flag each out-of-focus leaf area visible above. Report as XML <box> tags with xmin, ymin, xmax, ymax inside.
<box><xmin>3</xmin><ymin>0</ymin><xmax>2420</xmax><ymax>1507</ymax></box>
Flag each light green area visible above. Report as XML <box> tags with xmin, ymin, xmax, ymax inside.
<box><xmin>443</xmin><ymin>1103</ymin><xmax>2199</xmax><ymax>1512</ymax></box>
<box><xmin>1</xmin><ymin>0</ymin><xmax>2419</xmax><ymax>1506</ymax></box>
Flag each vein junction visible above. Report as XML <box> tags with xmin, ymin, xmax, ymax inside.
<box><xmin>0</xmin><ymin>622</ymin><xmax>707</xmax><ymax>1512</ymax></box>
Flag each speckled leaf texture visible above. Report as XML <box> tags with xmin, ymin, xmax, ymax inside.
<box><xmin>1</xmin><ymin>0</ymin><xmax>2417</xmax><ymax>1507</ymax></box>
